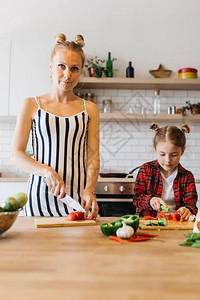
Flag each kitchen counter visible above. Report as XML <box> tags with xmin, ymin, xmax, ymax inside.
<box><xmin>1</xmin><ymin>217</ymin><xmax>200</xmax><ymax>300</ymax></box>
<box><xmin>1</xmin><ymin>177</ymin><xmax>200</xmax><ymax>183</ymax></box>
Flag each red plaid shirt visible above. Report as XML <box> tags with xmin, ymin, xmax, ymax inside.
<box><xmin>133</xmin><ymin>160</ymin><xmax>198</xmax><ymax>217</ymax></box>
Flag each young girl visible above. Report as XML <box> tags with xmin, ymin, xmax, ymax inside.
<box><xmin>11</xmin><ymin>33</ymin><xmax>100</xmax><ymax>218</ymax></box>
<box><xmin>133</xmin><ymin>123</ymin><xmax>198</xmax><ymax>220</ymax></box>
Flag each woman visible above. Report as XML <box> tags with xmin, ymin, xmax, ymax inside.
<box><xmin>11</xmin><ymin>33</ymin><xmax>100</xmax><ymax>218</ymax></box>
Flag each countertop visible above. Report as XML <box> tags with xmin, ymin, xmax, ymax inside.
<box><xmin>1</xmin><ymin>177</ymin><xmax>200</xmax><ymax>183</ymax></box>
<box><xmin>1</xmin><ymin>216</ymin><xmax>200</xmax><ymax>300</ymax></box>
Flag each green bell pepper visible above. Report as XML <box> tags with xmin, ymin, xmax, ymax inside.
<box><xmin>120</xmin><ymin>215</ymin><xmax>140</xmax><ymax>232</ymax></box>
<box><xmin>158</xmin><ymin>218</ymin><xmax>168</xmax><ymax>226</ymax></box>
<box><xmin>100</xmin><ymin>220</ymin><xmax>122</xmax><ymax>236</ymax></box>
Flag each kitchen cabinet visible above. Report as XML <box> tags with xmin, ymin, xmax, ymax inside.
<box><xmin>0</xmin><ymin>180</ymin><xmax>27</xmax><ymax>199</ymax></box>
<box><xmin>9</xmin><ymin>40</ymin><xmax>51</xmax><ymax>115</ymax></box>
<box><xmin>0</xmin><ymin>41</ymin><xmax>10</xmax><ymax>115</ymax></box>
<box><xmin>78</xmin><ymin>77</ymin><xmax>200</xmax><ymax>90</ymax></box>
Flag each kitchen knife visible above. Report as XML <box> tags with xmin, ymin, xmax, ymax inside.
<box><xmin>59</xmin><ymin>194</ymin><xmax>86</xmax><ymax>213</ymax></box>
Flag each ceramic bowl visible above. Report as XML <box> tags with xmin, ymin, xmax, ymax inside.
<box><xmin>0</xmin><ymin>210</ymin><xmax>20</xmax><ymax>237</ymax></box>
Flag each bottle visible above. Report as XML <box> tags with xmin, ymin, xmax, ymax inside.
<box><xmin>106</xmin><ymin>52</ymin><xmax>113</xmax><ymax>77</ymax></box>
<box><xmin>126</xmin><ymin>61</ymin><xmax>134</xmax><ymax>78</ymax></box>
<box><xmin>153</xmin><ymin>90</ymin><xmax>160</xmax><ymax>114</ymax></box>
<box><xmin>193</xmin><ymin>208</ymin><xmax>200</xmax><ymax>233</ymax></box>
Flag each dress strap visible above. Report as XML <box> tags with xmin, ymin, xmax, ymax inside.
<box><xmin>82</xmin><ymin>99</ymin><xmax>86</xmax><ymax>111</ymax></box>
<box><xmin>34</xmin><ymin>96</ymin><xmax>40</xmax><ymax>109</ymax></box>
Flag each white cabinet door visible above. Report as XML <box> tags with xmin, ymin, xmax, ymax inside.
<box><xmin>0</xmin><ymin>41</ymin><xmax>10</xmax><ymax>115</ymax></box>
<box><xmin>9</xmin><ymin>40</ymin><xmax>52</xmax><ymax>115</ymax></box>
<box><xmin>0</xmin><ymin>181</ymin><xmax>27</xmax><ymax>199</ymax></box>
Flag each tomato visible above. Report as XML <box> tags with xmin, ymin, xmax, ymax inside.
<box><xmin>74</xmin><ymin>211</ymin><xmax>84</xmax><ymax>220</ymax></box>
<box><xmin>66</xmin><ymin>212</ymin><xmax>78</xmax><ymax>221</ymax></box>
<box><xmin>156</xmin><ymin>212</ymin><xmax>168</xmax><ymax>220</ymax></box>
<box><xmin>168</xmin><ymin>213</ymin><xmax>180</xmax><ymax>221</ymax></box>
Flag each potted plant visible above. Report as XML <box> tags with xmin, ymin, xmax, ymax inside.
<box><xmin>180</xmin><ymin>100</ymin><xmax>200</xmax><ymax>115</ymax></box>
<box><xmin>85</xmin><ymin>56</ymin><xmax>105</xmax><ymax>78</ymax></box>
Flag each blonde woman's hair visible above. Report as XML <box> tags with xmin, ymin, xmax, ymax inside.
<box><xmin>149</xmin><ymin>123</ymin><xmax>190</xmax><ymax>150</ymax></box>
<box><xmin>50</xmin><ymin>33</ymin><xmax>85</xmax><ymax>67</ymax></box>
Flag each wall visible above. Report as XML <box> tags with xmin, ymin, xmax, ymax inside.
<box><xmin>0</xmin><ymin>0</ymin><xmax>200</xmax><ymax>179</ymax></box>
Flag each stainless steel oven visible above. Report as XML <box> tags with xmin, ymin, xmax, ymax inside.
<box><xmin>95</xmin><ymin>179</ymin><xmax>136</xmax><ymax>217</ymax></box>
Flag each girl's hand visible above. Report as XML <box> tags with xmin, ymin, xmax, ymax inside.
<box><xmin>177</xmin><ymin>207</ymin><xmax>191</xmax><ymax>221</ymax></box>
<box><xmin>81</xmin><ymin>191</ymin><xmax>99</xmax><ymax>219</ymax></box>
<box><xmin>150</xmin><ymin>197</ymin><xmax>168</xmax><ymax>212</ymax></box>
<box><xmin>45</xmin><ymin>167</ymin><xmax>65</xmax><ymax>199</ymax></box>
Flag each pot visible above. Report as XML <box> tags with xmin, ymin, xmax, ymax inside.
<box><xmin>99</xmin><ymin>166</ymin><xmax>141</xmax><ymax>178</ymax></box>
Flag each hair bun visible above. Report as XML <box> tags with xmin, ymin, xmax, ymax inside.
<box><xmin>149</xmin><ymin>123</ymin><xmax>159</xmax><ymax>131</ymax></box>
<box><xmin>75</xmin><ymin>35</ymin><xmax>85</xmax><ymax>47</ymax></box>
<box><xmin>55</xmin><ymin>33</ymin><xmax>67</xmax><ymax>44</ymax></box>
<box><xmin>181</xmin><ymin>123</ymin><xmax>190</xmax><ymax>134</ymax></box>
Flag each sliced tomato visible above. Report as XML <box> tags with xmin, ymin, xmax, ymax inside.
<box><xmin>156</xmin><ymin>212</ymin><xmax>168</xmax><ymax>220</ymax></box>
<box><xmin>66</xmin><ymin>211</ymin><xmax>78</xmax><ymax>221</ymax></box>
<box><xmin>73</xmin><ymin>211</ymin><xmax>84</xmax><ymax>220</ymax></box>
<box><xmin>168</xmin><ymin>213</ymin><xmax>180</xmax><ymax>221</ymax></box>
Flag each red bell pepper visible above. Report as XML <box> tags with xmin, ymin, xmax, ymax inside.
<box><xmin>168</xmin><ymin>213</ymin><xmax>180</xmax><ymax>221</ymax></box>
<box><xmin>156</xmin><ymin>212</ymin><xmax>168</xmax><ymax>220</ymax></box>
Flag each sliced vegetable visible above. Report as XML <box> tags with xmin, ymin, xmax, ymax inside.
<box><xmin>66</xmin><ymin>211</ymin><xmax>78</xmax><ymax>221</ymax></box>
<box><xmin>120</xmin><ymin>215</ymin><xmax>139</xmax><ymax>232</ymax></box>
<box><xmin>116</xmin><ymin>221</ymin><xmax>134</xmax><ymax>239</ymax></box>
<box><xmin>160</xmin><ymin>204</ymin><xmax>169</xmax><ymax>212</ymax></box>
<box><xmin>74</xmin><ymin>211</ymin><xmax>84</xmax><ymax>220</ymax></box>
<box><xmin>110</xmin><ymin>235</ymin><xmax>123</xmax><ymax>244</ymax></box>
<box><xmin>139</xmin><ymin>232</ymin><xmax>159</xmax><ymax>237</ymax></box>
<box><xmin>156</xmin><ymin>213</ymin><xmax>168</xmax><ymax>220</ymax></box>
<box><xmin>168</xmin><ymin>213</ymin><xmax>181</xmax><ymax>221</ymax></box>
<box><xmin>100</xmin><ymin>220</ymin><xmax>122</xmax><ymax>236</ymax></box>
<box><xmin>158</xmin><ymin>218</ymin><xmax>168</xmax><ymax>226</ymax></box>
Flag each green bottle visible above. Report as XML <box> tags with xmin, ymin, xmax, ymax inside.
<box><xmin>106</xmin><ymin>52</ymin><xmax>113</xmax><ymax>77</ymax></box>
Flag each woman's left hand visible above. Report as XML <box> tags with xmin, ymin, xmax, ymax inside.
<box><xmin>177</xmin><ymin>207</ymin><xmax>191</xmax><ymax>221</ymax></box>
<box><xmin>81</xmin><ymin>191</ymin><xmax>99</xmax><ymax>219</ymax></box>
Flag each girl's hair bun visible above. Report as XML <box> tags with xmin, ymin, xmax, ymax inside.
<box><xmin>55</xmin><ymin>33</ymin><xmax>67</xmax><ymax>44</ymax></box>
<box><xmin>180</xmin><ymin>123</ymin><xmax>190</xmax><ymax>134</ymax></box>
<box><xmin>75</xmin><ymin>34</ymin><xmax>85</xmax><ymax>47</ymax></box>
<box><xmin>149</xmin><ymin>123</ymin><xmax>159</xmax><ymax>131</ymax></box>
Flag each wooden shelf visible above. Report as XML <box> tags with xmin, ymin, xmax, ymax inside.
<box><xmin>77</xmin><ymin>77</ymin><xmax>200</xmax><ymax>90</ymax></box>
<box><xmin>100</xmin><ymin>113</ymin><xmax>200</xmax><ymax>123</ymax></box>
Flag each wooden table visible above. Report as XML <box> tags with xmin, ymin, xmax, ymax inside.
<box><xmin>1</xmin><ymin>217</ymin><xmax>200</xmax><ymax>300</ymax></box>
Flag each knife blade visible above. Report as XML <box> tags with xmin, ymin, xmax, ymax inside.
<box><xmin>59</xmin><ymin>194</ymin><xmax>86</xmax><ymax>213</ymax></box>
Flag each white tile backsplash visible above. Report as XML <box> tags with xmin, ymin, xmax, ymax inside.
<box><xmin>0</xmin><ymin>89</ymin><xmax>200</xmax><ymax>178</ymax></box>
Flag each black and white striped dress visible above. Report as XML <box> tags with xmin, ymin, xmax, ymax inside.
<box><xmin>24</xmin><ymin>97</ymin><xmax>89</xmax><ymax>216</ymax></box>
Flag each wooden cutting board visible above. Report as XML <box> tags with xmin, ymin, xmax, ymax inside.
<box><xmin>35</xmin><ymin>217</ymin><xmax>96</xmax><ymax>228</ymax></box>
<box><xmin>139</xmin><ymin>219</ymin><xmax>194</xmax><ymax>230</ymax></box>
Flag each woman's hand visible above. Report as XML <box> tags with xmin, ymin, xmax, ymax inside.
<box><xmin>177</xmin><ymin>207</ymin><xmax>191</xmax><ymax>221</ymax></box>
<box><xmin>81</xmin><ymin>191</ymin><xmax>99</xmax><ymax>219</ymax></box>
<box><xmin>150</xmin><ymin>197</ymin><xmax>168</xmax><ymax>211</ymax></box>
<box><xmin>45</xmin><ymin>167</ymin><xmax>65</xmax><ymax>199</ymax></box>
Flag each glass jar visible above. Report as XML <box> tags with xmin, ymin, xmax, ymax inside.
<box><xmin>85</xmin><ymin>92</ymin><xmax>95</xmax><ymax>102</ymax></box>
<box><xmin>103</xmin><ymin>99</ymin><xmax>112</xmax><ymax>113</ymax></box>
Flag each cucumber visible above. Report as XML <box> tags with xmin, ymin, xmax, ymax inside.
<box><xmin>158</xmin><ymin>218</ymin><xmax>168</xmax><ymax>226</ymax></box>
